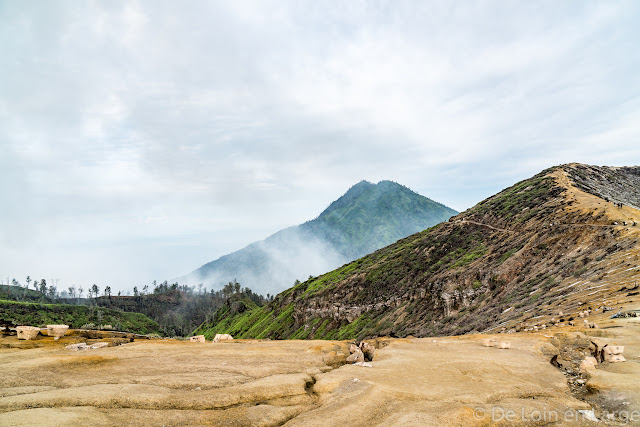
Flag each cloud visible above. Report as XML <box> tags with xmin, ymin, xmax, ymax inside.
<box><xmin>1</xmin><ymin>1</ymin><xmax>639</xmax><ymax>291</ymax></box>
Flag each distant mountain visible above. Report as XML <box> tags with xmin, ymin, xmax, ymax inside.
<box><xmin>179</xmin><ymin>180</ymin><xmax>457</xmax><ymax>295</ymax></box>
<box><xmin>195</xmin><ymin>163</ymin><xmax>640</xmax><ymax>340</ymax></box>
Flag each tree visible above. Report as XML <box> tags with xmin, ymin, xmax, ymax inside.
<box><xmin>68</xmin><ymin>285</ymin><xmax>76</xmax><ymax>299</ymax></box>
<box><xmin>142</xmin><ymin>284</ymin><xmax>148</xmax><ymax>295</ymax></box>
<box><xmin>91</xmin><ymin>284</ymin><xmax>99</xmax><ymax>299</ymax></box>
<box><xmin>26</xmin><ymin>276</ymin><xmax>31</xmax><ymax>289</ymax></box>
<box><xmin>133</xmin><ymin>286</ymin><xmax>138</xmax><ymax>296</ymax></box>
<box><xmin>78</xmin><ymin>286</ymin><xmax>84</xmax><ymax>299</ymax></box>
<box><xmin>105</xmin><ymin>286</ymin><xmax>111</xmax><ymax>297</ymax></box>
<box><xmin>39</xmin><ymin>279</ymin><xmax>47</xmax><ymax>294</ymax></box>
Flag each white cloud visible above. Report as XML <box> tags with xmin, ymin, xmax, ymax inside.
<box><xmin>1</xmin><ymin>0</ymin><xmax>639</xmax><ymax>291</ymax></box>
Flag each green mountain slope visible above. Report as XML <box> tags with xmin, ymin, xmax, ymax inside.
<box><xmin>195</xmin><ymin>164</ymin><xmax>640</xmax><ymax>340</ymax></box>
<box><xmin>181</xmin><ymin>180</ymin><xmax>457</xmax><ymax>295</ymax></box>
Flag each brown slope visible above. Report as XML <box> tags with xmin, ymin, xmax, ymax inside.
<box><xmin>199</xmin><ymin>164</ymin><xmax>640</xmax><ymax>340</ymax></box>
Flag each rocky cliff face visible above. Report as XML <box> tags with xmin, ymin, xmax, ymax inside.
<box><xmin>195</xmin><ymin>164</ymin><xmax>640</xmax><ymax>340</ymax></box>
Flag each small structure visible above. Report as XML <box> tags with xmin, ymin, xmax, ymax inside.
<box><xmin>213</xmin><ymin>334</ymin><xmax>233</xmax><ymax>343</ymax></box>
<box><xmin>190</xmin><ymin>335</ymin><xmax>206</xmax><ymax>343</ymax></box>
<box><xmin>47</xmin><ymin>324</ymin><xmax>69</xmax><ymax>340</ymax></box>
<box><xmin>16</xmin><ymin>326</ymin><xmax>40</xmax><ymax>340</ymax></box>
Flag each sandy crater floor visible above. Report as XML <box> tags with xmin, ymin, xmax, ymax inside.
<box><xmin>2</xmin><ymin>296</ymin><xmax>640</xmax><ymax>427</ymax></box>
<box><xmin>2</xmin><ymin>318</ymin><xmax>639</xmax><ymax>427</ymax></box>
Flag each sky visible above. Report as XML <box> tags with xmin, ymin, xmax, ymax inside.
<box><xmin>1</xmin><ymin>1</ymin><xmax>639</xmax><ymax>293</ymax></box>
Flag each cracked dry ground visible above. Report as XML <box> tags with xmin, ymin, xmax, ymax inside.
<box><xmin>3</xmin><ymin>325</ymin><xmax>639</xmax><ymax>427</ymax></box>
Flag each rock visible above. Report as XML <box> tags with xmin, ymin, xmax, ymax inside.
<box><xmin>606</xmin><ymin>354</ymin><xmax>626</xmax><ymax>363</ymax></box>
<box><xmin>16</xmin><ymin>326</ymin><xmax>40</xmax><ymax>340</ymax></box>
<box><xmin>482</xmin><ymin>338</ymin><xmax>497</xmax><ymax>347</ymax></box>
<box><xmin>360</xmin><ymin>342</ymin><xmax>375</xmax><ymax>361</ymax></box>
<box><xmin>190</xmin><ymin>335</ymin><xmax>206</xmax><ymax>343</ymax></box>
<box><xmin>46</xmin><ymin>325</ymin><xmax>69</xmax><ymax>340</ymax></box>
<box><xmin>497</xmin><ymin>341</ymin><xmax>511</xmax><ymax>349</ymax></box>
<box><xmin>579</xmin><ymin>358</ymin><xmax>596</xmax><ymax>371</ymax></box>
<box><xmin>349</xmin><ymin>343</ymin><xmax>359</xmax><ymax>354</ymax></box>
<box><xmin>213</xmin><ymin>334</ymin><xmax>233</xmax><ymax>343</ymax></box>
<box><xmin>353</xmin><ymin>362</ymin><xmax>372</xmax><ymax>367</ymax></box>
<box><xmin>540</xmin><ymin>343</ymin><xmax>559</xmax><ymax>357</ymax></box>
<box><xmin>604</xmin><ymin>345</ymin><xmax>624</xmax><ymax>355</ymax></box>
<box><xmin>346</xmin><ymin>349</ymin><xmax>364</xmax><ymax>364</ymax></box>
<box><xmin>90</xmin><ymin>342</ymin><xmax>109</xmax><ymax>349</ymax></box>
<box><xmin>66</xmin><ymin>343</ymin><xmax>89</xmax><ymax>351</ymax></box>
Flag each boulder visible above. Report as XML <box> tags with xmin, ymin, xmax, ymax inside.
<box><xmin>213</xmin><ymin>334</ymin><xmax>234</xmax><ymax>343</ymax></box>
<box><xmin>190</xmin><ymin>335</ymin><xmax>206</xmax><ymax>343</ymax></box>
<box><xmin>580</xmin><ymin>359</ymin><xmax>596</xmax><ymax>371</ymax></box>
<box><xmin>482</xmin><ymin>338</ymin><xmax>497</xmax><ymax>347</ymax></box>
<box><xmin>359</xmin><ymin>342</ymin><xmax>375</xmax><ymax>361</ymax></box>
<box><xmin>606</xmin><ymin>354</ymin><xmax>626</xmax><ymax>363</ymax></box>
<box><xmin>16</xmin><ymin>326</ymin><xmax>40</xmax><ymax>340</ymax></box>
<box><xmin>497</xmin><ymin>341</ymin><xmax>511</xmax><ymax>349</ymax></box>
<box><xmin>604</xmin><ymin>345</ymin><xmax>624</xmax><ymax>355</ymax></box>
<box><xmin>346</xmin><ymin>350</ymin><xmax>364</xmax><ymax>364</ymax></box>
<box><xmin>47</xmin><ymin>325</ymin><xmax>69</xmax><ymax>340</ymax></box>
<box><xmin>349</xmin><ymin>343</ymin><xmax>359</xmax><ymax>354</ymax></box>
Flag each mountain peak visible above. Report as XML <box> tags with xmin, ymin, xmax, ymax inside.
<box><xmin>179</xmin><ymin>179</ymin><xmax>457</xmax><ymax>295</ymax></box>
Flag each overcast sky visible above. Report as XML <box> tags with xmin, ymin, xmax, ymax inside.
<box><xmin>1</xmin><ymin>1</ymin><xmax>639</xmax><ymax>293</ymax></box>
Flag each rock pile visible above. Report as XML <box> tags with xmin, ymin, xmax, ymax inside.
<box><xmin>346</xmin><ymin>341</ymin><xmax>375</xmax><ymax>364</ymax></box>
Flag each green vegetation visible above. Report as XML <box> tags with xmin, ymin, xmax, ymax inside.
<box><xmin>0</xmin><ymin>299</ymin><xmax>160</xmax><ymax>334</ymax></box>
<box><xmin>470</xmin><ymin>168</ymin><xmax>563</xmax><ymax>221</ymax></box>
